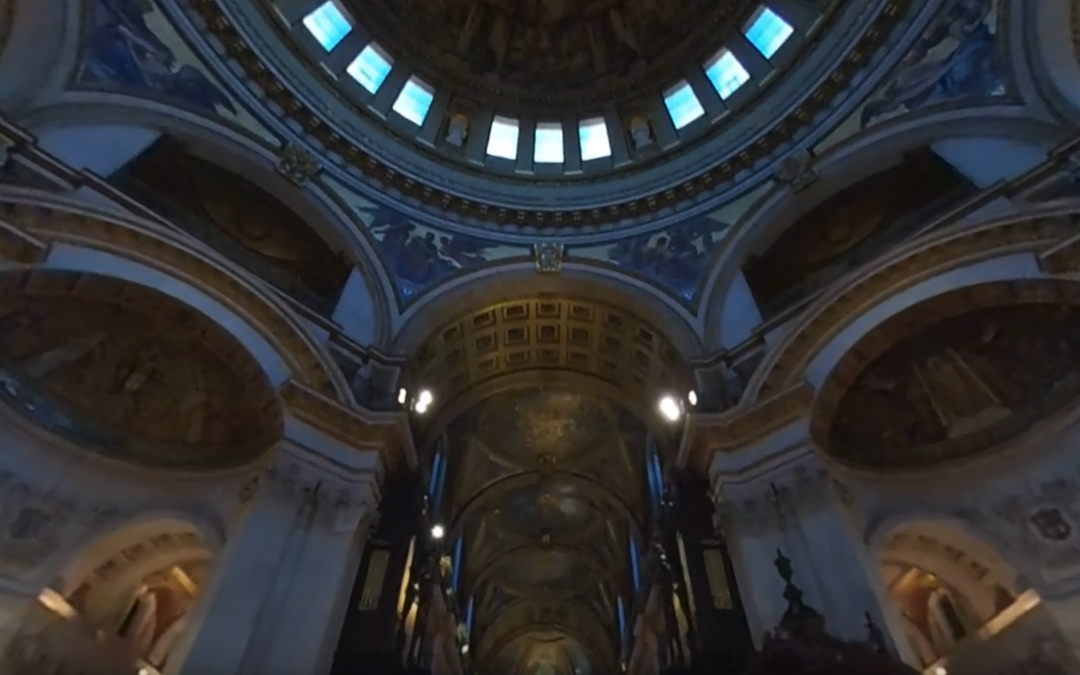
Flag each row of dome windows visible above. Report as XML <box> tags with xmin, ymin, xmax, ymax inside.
<box><xmin>300</xmin><ymin>0</ymin><xmax>794</xmax><ymax>165</ymax></box>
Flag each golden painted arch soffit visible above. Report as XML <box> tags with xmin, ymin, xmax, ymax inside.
<box><xmin>0</xmin><ymin>269</ymin><xmax>283</xmax><ymax>471</ymax></box>
<box><xmin>407</xmin><ymin>295</ymin><xmax>692</xmax><ymax>439</ymax></box>
<box><xmin>190</xmin><ymin>0</ymin><xmax>925</xmax><ymax>231</ymax></box>
<box><xmin>813</xmin><ymin>279</ymin><xmax>1080</xmax><ymax>471</ymax></box>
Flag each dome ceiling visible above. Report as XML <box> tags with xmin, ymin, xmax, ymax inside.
<box><xmin>346</xmin><ymin>0</ymin><xmax>756</xmax><ymax>107</ymax></box>
<box><xmin>0</xmin><ymin>270</ymin><xmax>282</xmax><ymax>470</ymax></box>
<box><xmin>443</xmin><ymin>387</ymin><xmax>648</xmax><ymax>675</ymax></box>
<box><xmin>814</xmin><ymin>282</ymin><xmax>1080</xmax><ymax>470</ymax></box>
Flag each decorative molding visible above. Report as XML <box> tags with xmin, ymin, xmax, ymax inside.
<box><xmin>533</xmin><ymin>242</ymin><xmax>564</xmax><ymax>273</ymax></box>
<box><xmin>0</xmin><ymin>218</ymin><xmax>47</xmax><ymax>263</ymax></box>
<box><xmin>276</xmin><ymin>143</ymin><xmax>321</xmax><ymax>187</ymax></box>
<box><xmin>682</xmin><ymin>382</ymin><xmax>815</xmax><ymax>474</ymax></box>
<box><xmin>409</xmin><ymin>297</ymin><xmax>689</xmax><ymax>417</ymax></box>
<box><xmin>183</xmin><ymin>0</ymin><xmax>919</xmax><ymax>231</ymax></box>
<box><xmin>280</xmin><ymin>379</ymin><xmax>414</xmax><ymax>472</ymax></box>
<box><xmin>752</xmin><ymin>211</ymin><xmax>1080</xmax><ymax>400</ymax></box>
<box><xmin>773</xmin><ymin>150</ymin><xmax>819</xmax><ymax>192</ymax></box>
<box><xmin>0</xmin><ymin>198</ymin><xmax>347</xmax><ymax>400</ymax></box>
<box><xmin>263</xmin><ymin>454</ymin><xmax>380</xmax><ymax>533</ymax></box>
<box><xmin>0</xmin><ymin>469</ymin><xmax>117</xmax><ymax>576</ymax></box>
<box><xmin>714</xmin><ymin>459</ymin><xmax>845</xmax><ymax>533</ymax></box>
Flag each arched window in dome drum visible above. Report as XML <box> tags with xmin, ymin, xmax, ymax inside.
<box><xmin>579</xmin><ymin>117</ymin><xmax>612</xmax><ymax>161</ymax></box>
<box><xmin>301</xmin><ymin>0</ymin><xmax>353</xmax><ymax>51</ymax></box>
<box><xmin>663</xmin><ymin>81</ymin><xmax>706</xmax><ymax>130</ymax></box>
<box><xmin>486</xmin><ymin>116</ymin><xmax>520</xmax><ymax>160</ymax></box>
<box><xmin>534</xmin><ymin>122</ymin><xmax>565</xmax><ymax>164</ymax></box>
<box><xmin>704</xmin><ymin>49</ymin><xmax>750</xmax><ymax>99</ymax></box>
<box><xmin>744</xmin><ymin>6</ymin><xmax>794</xmax><ymax>59</ymax></box>
<box><xmin>392</xmin><ymin>77</ymin><xmax>435</xmax><ymax>125</ymax></box>
<box><xmin>347</xmin><ymin>43</ymin><xmax>393</xmax><ymax>93</ymax></box>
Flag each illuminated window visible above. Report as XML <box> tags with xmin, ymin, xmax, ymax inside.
<box><xmin>301</xmin><ymin>0</ymin><xmax>352</xmax><ymax>51</ymax></box>
<box><xmin>392</xmin><ymin>77</ymin><xmax>434</xmax><ymax>125</ymax></box>
<box><xmin>744</xmin><ymin>6</ymin><xmax>794</xmax><ymax>58</ymax></box>
<box><xmin>347</xmin><ymin>43</ymin><xmax>393</xmax><ymax>93</ymax></box>
<box><xmin>487</xmin><ymin>116</ymin><xmax>520</xmax><ymax>160</ymax></box>
<box><xmin>579</xmin><ymin>117</ymin><xmax>611</xmax><ymax>161</ymax></box>
<box><xmin>663</xmin><ymin>81</ymin><xmax>705</xmax><ymax>130</ymax></box>
<box><xmin>534</xmin><ymin>122</ymin><xmax>564</xmax><ymax>164</ymax></box>
<box><xmin>704</xmin><ymin>49</ymin><xmax>750</xmax><ymax>99</ymax></box>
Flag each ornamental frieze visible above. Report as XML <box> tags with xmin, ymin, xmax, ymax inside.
<box><xmin>182</xmin><ymin>0</ymin><xmax>917</xmax><ymax>231</ymax></box>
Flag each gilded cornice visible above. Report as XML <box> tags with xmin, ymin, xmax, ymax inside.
<box><xmin>681</xmin><ymin>381</ymin><xmax>814</xmax><ymax>474</ymax></box>
<box><xmin>0</xmin><ymin>220</ymin><xmax>46</xmax><ymax>263</ymax></box>
<box><xmin>280</xmin><ymin>380</ymin><xmax>415</xmax><ymax>472</ymax></box>
<box><xmin>0</xmin><ymin>199</ymin><xmax>348</xmax><ymax>401</ymax></box>
<box><xmin>751</xmin><ymin>211</ymin><xmax>1080</xmax><ymax>400</ymax></box>
<box><xmin>186</xmin><ymin>0</ymin><xmax>916</xmax><ymax>231</ymax></box>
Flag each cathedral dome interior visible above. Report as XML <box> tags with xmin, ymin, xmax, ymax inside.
<box><xmin>1</xmin><ymin>0</ymin><xmax>1080</xmax><ymax>673</ymax></box>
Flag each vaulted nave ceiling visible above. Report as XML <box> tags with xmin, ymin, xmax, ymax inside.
<box><xmin>442</xmin><ymin>387</ymin><xmax>649</xmax><ymax>675</ymax></box>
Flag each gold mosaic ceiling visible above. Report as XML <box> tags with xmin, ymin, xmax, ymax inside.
<box><xmin>343</xmin><ymin>0</ymin><xmax>756</xmax><ymax>108</ymax></box>
<box><xmin>0</xmin><ymin>270</ymin><xmax>282</xmax><ymax>470</ymax></box>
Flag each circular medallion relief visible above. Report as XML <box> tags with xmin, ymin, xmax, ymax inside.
<box><xmin>814</xmin><ymin>282</ymin><xmax>1080</xmax><ymax>469</ymax></box>
<box><xmin>348</xmin><ymin>0</ymin><xmax>755</xmax><ymax>106</ymax></box>
<box><xmin>0</xmin><ymin>271</ymin><xmax>282</xmax><ymax>470</ymax></box>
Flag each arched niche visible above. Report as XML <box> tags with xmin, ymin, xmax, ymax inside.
<box><xmin>699</xmin><ymin>111</ymin><xmax>1062</xmax><ymax>351</ymax></box>
<box><xmin>10</xmin><ymin>514</ymin><xmax>220</xmax><ymax>675</ymax></box>
<box><xmin>392</xmin><ymin>264</ymin><xmax>702</xmax><ymax>360</ymax></box>
<box><xmin>869</xmin><ymin>518</ymin><xmax>1026</xmax><ymax>668</ymax></box>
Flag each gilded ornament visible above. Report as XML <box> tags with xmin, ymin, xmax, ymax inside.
<box><xmin>276</xmin><ymin>143</ymin><xmax>321</xmax><ymax>186</ymax></box>
<box><xmin>532</xmin><ymin>241</ymin><xmax>564</xmax><ymax>273</ymax></box>
<box><xmin>774</xmin><ymin>150</ymin><xmax>819</xmax><ymax>192</ymax></box>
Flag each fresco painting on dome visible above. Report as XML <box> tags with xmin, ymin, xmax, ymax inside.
<box><xmin>77</xmin><ymin>0</ymin><xmax>277</xmax><ymax>143</ymax></box>
<box><xmin>574</xmin><ymin>217</ymin><xmax>730</xmax><ymax>303</ymax></box>
<box><xmin>860</xmin><ymin>0</ymin><xmax>1005</xmax><ymax>128</ymax></box>
<box><xmin>349</xmin><ymin>202</ymin><xmax>527</xmax><ymax>300</ymax></box>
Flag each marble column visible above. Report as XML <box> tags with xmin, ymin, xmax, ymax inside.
<box><xmin>166</xmin><ymin>421</ymin><xmax>382</xmax><ymax>675</ymax></box>
<box><xmin>711</xmin><ymin>425</ymin><xmax>918</xmax><ymax>664</ymax></box>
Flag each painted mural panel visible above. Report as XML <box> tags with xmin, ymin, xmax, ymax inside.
<box><xmin>77</xmin><ymin>0</ymin><xmax>278</xmax><ymax>144</ymax></box>
<box><xmin>743</xmin><ymin>149</ymin><xmax>974</xmax><ymax>319</ymax></box>
<box><xmin>113</xmin><ymin>139</ymin><xmax>352</xmax><ymax>316</ymax></box>
<box><xmin>573</xmin><ymin>216</ymin><xmax>731</xmax><ymax>304</ymax></box>
<box><xmin>337</xmin><ymin>188</ymin><xmax>528</xmax><ymax>301</ymax></box>
<box><xmin>861</xmin><ymin>0</ymin><xmax>1006</xmax><ymax>128</ymax></box>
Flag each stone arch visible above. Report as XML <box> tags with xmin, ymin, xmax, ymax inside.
<box><xmin>392</xmin><ymin>263</ymin><xmax>703</xmax><ymax>359</ymax></box>
<box><xmin>0</xmin><ymin>195</ymin><xmax>351</xmax><ymax>403</ymax></box>
<box><xmin>867</xmin><ymin>515</ymin><xmax>1031</xmax><ymax>668</ymax></box>
<box><xmin>742</xmin><ymin>203</ymin><xmax>1079</xmax><ymax>406</ymax></box>
<box><xmin>1028</xmin><ymin>0</ymin><xmax>1080</xmax><ymax>117</ymax></box>
<box><xmin>699</xmin><ymin>109</ymin><xmax>1062</xmax><ymax>351</ymax></box>
<box><xmin>15</xmin><ymin>97</ymin><xmax>393</xmax><ymax>345</ymax></box>
<box><xmin>0</xmin><ymin>0</ymin><xmax>71</xmax><ymax>112</ymax></box>
<box><xmin>10</xmin><ymin>513</ymin><xmax>220</xmax><ymax>675</ymax></box>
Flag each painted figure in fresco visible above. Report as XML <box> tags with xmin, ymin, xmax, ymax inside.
<box><xmin>607</xmin><ymin>219</ymin><xmax>728</xmax><ymax>301</ymax></box>
<box><xmin>861</xmin><ymin>0</ymin><xmax>1002</xmax><ymax>127</ymax></box>
<box><xmin>369</xmin><ymin>209</ymin><xmax>496</xmax><ymax>297</ymax></box>
<box><xmin>79</xmin><ymin>0</ymin><xmax>237</xmax><ymax>116</ymax></box>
